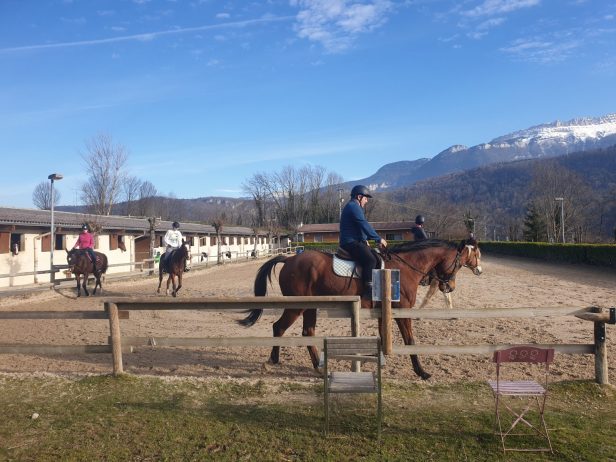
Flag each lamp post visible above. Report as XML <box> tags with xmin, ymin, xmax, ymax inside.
<box><xmin>555</xmin><ymin>197</ymin><xmax>565</xmax><ymax>243</ymax></box>
<box><xmin>338</xmin><ymin>188</ymin><xmax>344</xmax><ymax>219</ymax></box>
<box><xmin>48</xmin><ymin>173</ymin><xmax>63</xmax><ymax>284</ymax></box>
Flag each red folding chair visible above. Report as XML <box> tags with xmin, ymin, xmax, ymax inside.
<box><xmin>487</xmin><ymin>346</ymin><xmax>555</xmax><ymax>453</ymax></box>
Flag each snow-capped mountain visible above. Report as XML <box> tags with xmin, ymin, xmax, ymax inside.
<box><xmin>357</xmin><ymin>114</ymin><xmax>616</xmax><ymax>190</ymax></box>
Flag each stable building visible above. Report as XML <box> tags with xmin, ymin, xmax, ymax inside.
<box><xmin>297</xmin><ymin>221</ymin><xmax>419</xmax><ymax>243</ymax></box>
<box><xmin>0</xmin><ymin>207</ymin><xmax>274</xmax><ymax>288</ymax></box>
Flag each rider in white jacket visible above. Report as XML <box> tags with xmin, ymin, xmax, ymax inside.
<box><xmin>163</xmin><ymin>222</ymin><xmax>189</xmax><ymax>271</ymax></box>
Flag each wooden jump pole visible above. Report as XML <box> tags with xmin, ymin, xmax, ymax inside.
<box><xmin>105</xmin><ymin>302</ymin><xmax>124</xmax><ymax>375</ymax></box>
<box><xmin>351</xmin><ymin>297</ymin><xmax>361</xmax><ymax>373</ymax></box>
<box><xmin>592</xmin><ymin>307</ymin><xmax>608</xmax><ymax>385</ymax></box>
<box><xmin>380</xmin><ymin>269</ymin><xmax>393</xmax><ymax>355</ymax></box>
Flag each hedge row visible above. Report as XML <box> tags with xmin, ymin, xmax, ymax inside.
<box><xmin>479</xmin><ymin>241</ymin><xmax>616</xmax><ymax>268</ymax></box>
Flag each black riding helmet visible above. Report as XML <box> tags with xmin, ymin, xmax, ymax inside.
<box><xmin>415</xmin><ymin>215</ymin><xmax>425</xmax><ymax>225</ymax></box>
<box><xmin>81</xmin><ymin>223</ymin><xmax>89</xmax><ymax>231</ymax></box>
<box><xmin>350</xmin><ymin>185</ymin><xmax>372</xmax><ymax>198</ymax></box>
<box><xmin>172</xmin><ymin>221</ymin><xmax>180</xmax><ymax>229</ymax></box>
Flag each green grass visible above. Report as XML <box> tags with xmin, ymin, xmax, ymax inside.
<box><xmin>0</xmin><ymin>375</ymin><xmax>614</xmax><ymax>461</ymax></box>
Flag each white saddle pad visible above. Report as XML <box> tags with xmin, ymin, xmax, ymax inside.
<box><xmin>333</xmin><ymin>255</ymin><xmax>361</xmax><ymax>278</ymax></box>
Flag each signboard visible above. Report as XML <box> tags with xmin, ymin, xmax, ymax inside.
<box><xmin>371</xmin><ymin>269</ymin><xmax>400</xmax><ymax>302</ymax></box>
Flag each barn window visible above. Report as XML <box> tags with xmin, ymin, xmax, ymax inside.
<box><xmin>9</xmin><ymin>233</ymin><xmax>25</xmax><ymax>254</ymax></box>
<box><xmin>211</xmin><ymin>236</ymin><xmax>217</xmax><ymax>246</ymax></box>
<box><xmin>200</xmin><ymin>236</ymin><xmax>207</xmax><ymax>246</ymax></box>
<box><xmin>55</xmin><ymin>233</ymin><xmax>65</xmax><ymax>250</ymax></box>
<box><xmin>313</xmin><ymin>234</ymin><xmax>323</xmax><ymax>243</ymax></box>
<box><xmin>386</xmin><ymin>233</ymin><xmax>402</xmax><ymax>241</ymax></box>
<box><xmin>110</xmin><ymin>234</ymin><xmax>119</xmax><ymax>250</ymax></box>
<box><xmin>229</xmin><ymin>236</ymin><xmax>235</xmax><ymax>245</ymax></box>
<box><xmin>250</xmin><ymin>237</ymin><xmax>255</xmax><ymax>244</ymax></box>
<box><xmin>0</xmin><ymin>232</ymin><xmax>9</xmax><ymax>254</ymax></box>
<box><xmin>159</xmin><ymin>236</ymin><xmax>164</xmax><ymax>247</ymax></box>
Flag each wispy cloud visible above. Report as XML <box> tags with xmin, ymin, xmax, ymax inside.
<box><xmin>500</xmin><ymin>37</ymin><xmax>580</xmax><ymax>63</ymax></box>
<box><xmin>290</xmin><ymin>0</ymin><xmax>393</xmax><ymax>53</ymax></box>
<box><xmin>462</xmin><ymin>0</ymin><xmax>540</xmax><ymax>18</ymax></box>
<box><xmin>0</xmin><ymin>16</ymin><xmax>293</xmax><ymax>54</ymax></box>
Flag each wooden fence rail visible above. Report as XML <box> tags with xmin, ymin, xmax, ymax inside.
<box><xmin>1</xmin><ymin>274</ymin><xmax>612</xmax><ymax>384</ymax></box>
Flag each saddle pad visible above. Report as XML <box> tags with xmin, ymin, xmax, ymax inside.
<box><xmin>333</xmin><ymin>255</ymin><xmax>361</xmax><ymax>278</ymax></box>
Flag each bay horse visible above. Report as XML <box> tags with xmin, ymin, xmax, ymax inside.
<box><xmin>157</xmin><ymin>240</ymin><xmax>190</xmax><ymax>297</ymax></box>
<box><xmin>239</xmin><ymin>238</ymin><xmax>481</xmax><ymax>380</ymax></box>
<box><xmin>66</xmin><ymin>249</ymin><xmax>108</xmax><ymax>297</ymax></box>
<box><xmin>419</xmin><ymin>246</ymin><xmax>482</xmax><ymax>308</ymax></box>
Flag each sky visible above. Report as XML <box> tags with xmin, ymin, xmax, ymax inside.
<box><xmin>1</xmin><ymin>0</ymin><xmax>615</xmax><ymax>209</ymax></box>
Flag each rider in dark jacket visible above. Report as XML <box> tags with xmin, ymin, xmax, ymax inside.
<box><xmin>339</xmin><ymin>185</ymin><xmax>388</xmax><ymax>299</ymax></box>
<box><xmin>411</xmin><ymin>215</ymin><xmax>428</xmax><ymax>241</ymax></box>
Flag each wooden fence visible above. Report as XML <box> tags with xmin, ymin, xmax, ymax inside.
<box><xmin>1</xmin><ymin>270</ymin><xmax>613</xmax><ymax>384</ymax></box>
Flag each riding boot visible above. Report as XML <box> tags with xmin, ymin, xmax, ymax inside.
<box><xmin>362</xmin><ymin>282</ymin><xmax>373</xmax><ymax>300</ymax></box>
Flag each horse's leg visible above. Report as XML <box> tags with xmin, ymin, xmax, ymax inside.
<box><xmin>166</xmin><ymin>273</ymin><xmax>173</xmax><ymax>296</ymax></box>
<box><xmin>82</xmin><ymin>271</ymin><xmax>90</xmax><ymax>296</ymax></box>
<box><xmin>270</xmin><ymin>309</ymin><xmax>302</xmax><ymax>364</ymax></box>
<box><xmin>444</xmin><ymin>292</ymin><xmax>453</xmax><ymax>309</ymax></box>
<box><xmin>395</xmin><ymin>318</ymin><xmax>431</xmax><ymax>380</ymax></box>
<box><xmin>75</xmin><ymin>274</ymin><xmax>81</xmax><ymax>297</ymax></box>
<box><xmin>157</xmin><ymin>268</ymin><xmax>163</xmax><ymax>294</ymax></box>
<box><xmin>171</xmin><ymin>272</ymin><xmax>179</xmax><ymax>297</ymax></box>
<box><xmin>174</xmin><ymin>272</ymin><xmax>183</xmax><ymax>296</ymax></box>
<box><xmin>419</xmin><ymin>279</ymin><xmax>439</xmax><ymax>309</ymax></box>
<box><xmin>301</xmin><ymin>309</ymin><xmax>320</xmax><ymax>369</ymax></box>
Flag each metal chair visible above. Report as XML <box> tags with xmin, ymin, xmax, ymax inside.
<box><xmin>487</xmin><ymin>346</ymin><xmax>555</xmax><ymax>453</ymax></box>
<box><xmin>323</xmin><ymin>336</ymin><xmax>383</xmax><ymax>440</ymax></box>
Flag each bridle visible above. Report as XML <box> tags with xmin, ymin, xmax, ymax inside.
<box><xmin>385</xmin><ymin>247</ymin><xmax>463</xmax><ymax>292</ymax></box>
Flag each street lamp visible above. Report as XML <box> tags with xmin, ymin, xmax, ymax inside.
<box><xmin>555</xmin><ymin>197</ymin><xmax>565</xmax><ymax>243</ymax></box>
<box><xmin>338</xmin><ymin>188</ymin><xmax>344</xmax><ymax>219</ymax></box>
<box><xmin>48</xmin><ymin>173</ymin><xmax>63</xmax><ymax>283</ymax></box>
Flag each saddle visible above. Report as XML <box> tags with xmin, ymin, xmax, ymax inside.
<box><xmin>73</xmin><ymin>249</ymin><xmax>101</xmax><ymax>268</ymax></box>
<box><xmin>332</xmin><ymin>247</ymin><xmax>384</xmax><ymax>278</ymax></box>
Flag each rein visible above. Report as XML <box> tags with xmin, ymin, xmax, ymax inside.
<box><xmin>385</xmin><ymin>248</ymin><xmax>462</xmax><ymax>288</ymax></box>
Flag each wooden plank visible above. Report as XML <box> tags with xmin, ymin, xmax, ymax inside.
<box><xmin>392</xmin><ymin>343</ymin><xmax>594</xmax><ymax>356</ymax></box>
<box><xmin>362</xmin><ymin>307</ymin><xmax>594</xmax><ymax>320</ymax></box>
<box><xmin>0</xmin><ymin>311</ymin><xmax>108</xmax><ymax>320</ymax></box>
<box><xmin>106</xmin><ymin>302</ymin><xmax>124</xmax><ymax>375</ymax></box>
<box><xmin>381</xmin><ymin>270</ymin><xmax>392</xmax><ymax>355</ymax></box>
<box><xmin>119</xmin><ymin>336</ymin><xmax>326</xmax><ymax>348</ymax></box>
<box><xmin>0</xmin><ymin>344</ymin><xmax>111</xmax><ymax>354</ymax></box>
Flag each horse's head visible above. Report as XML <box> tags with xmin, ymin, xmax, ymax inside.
<box><xmin>458</xmin><ymin>236</ymin><xmax>482</xmax><ymax>276</ymax></box>
<box><xmin>66</xmin><ymin>249</ymin><xmax>76</xmax><ymax>267</ymax></box>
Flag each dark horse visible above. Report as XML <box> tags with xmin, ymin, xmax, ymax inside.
<box><xmin>239</xmin><ymin>238</ymin><xmax>481</xmax><ymax>380</ymax></box>
<box><xmin>157</xmin><ymin>240</ymin><xmax>190</xmax><ymax>297</ymax></box>
<box><xmin>66</xmin><ymin>249</ymin><xmax>108</xmax><ymax>297</ymax></box>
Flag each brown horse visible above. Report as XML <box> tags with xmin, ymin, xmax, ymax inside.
<box><xmin>419</xmin><ymin>245</ymin><xmax>483</xmax><ymax>308</ymax></box>
<box><xmin>239</xmin><ymin>238</ymin><xmax>481</xmax><ymax>380</ymax></box>
<box><xmin>157</xmin><ymin>240</ymin><xmax>190</xmax><ymax>297</ymax></box>
<box><xmin>66</xmin><ymin>249</ymin><xmax>108</xmax><ymax>297</ymax></box>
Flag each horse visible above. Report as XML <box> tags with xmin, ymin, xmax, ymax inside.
<box><xmin>157</xmin><ymin>240</ymin><xmax>190</xmax><ymax>297</ymax></box>
<box><xmin>419</xmin><ymin>245</ymin><xmax>482</xmax><ymax>308</ymax></box>
<box><xmin>239</xmin><ymin>238</ymin><xmax>481</xmax><ymax>380</ymax></box>
<box><xmin>66</xmin><ymin>249</ymin><xmax>108</xmax><ymax>297</ymax></box>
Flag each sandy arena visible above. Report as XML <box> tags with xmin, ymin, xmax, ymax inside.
<box><xmin>0</xmin><ymin>254</ymin><xmax>615</xmax><ymax>385</ymax></box>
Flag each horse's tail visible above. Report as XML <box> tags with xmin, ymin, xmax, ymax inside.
<box><xmin>238</xmin><ymin>255</ymin><xmax>288</xmax><ymax>327</ymax></box>
<box><xmin>99</xmin><ymin>254</ymin><xmax>108</xmax><ymax>274</ymax></box>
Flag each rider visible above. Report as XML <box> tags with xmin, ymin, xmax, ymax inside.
<box><xmin>72</xmin><ymin>224</ymin><xmax>99</xmax><ymax>274</ymax></box>
<box><xmin>163</xmin><ymin>221</ymin><xmax>188</xmax><ymax>272</ymax></box>
<box><xmin>411</xmin><ymin>215</ymin><xmax>428</xmax><ymax>241</ymax></box>
<box><xmin>339</xmin><ymin>185</ymin><xmax>388</xmax><ymax>300</ymax></box>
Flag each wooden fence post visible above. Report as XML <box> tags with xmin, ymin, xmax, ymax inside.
<box><xmin>351</xmin><ymin>298</ymin><xmax>361</xmax><ymax>373</ymax></box>
<box><xmin>106</xmin><ymin>302</ymin><xmax>124</xmax><ymax>376</ymax></box>
<box><xmin>592</xmin><ymin>307</ymin><xmax>608</xmax><ymax>385</ymax></box>
<box><xmin>381</xmin><ymin>269</ymin><xmax>393</xmax><ymax>355</ymax></box>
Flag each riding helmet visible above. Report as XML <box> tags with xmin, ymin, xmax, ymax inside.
<box><xmin>350</xmin><ymin>185</ymin><xmax>372</xmax><ymax>198</ymax></box>
<box><xmin>415</xmin><ymin>215</ymin><xmax>425</xmax><ymax>225</ymax></box>
<box><xmin>81</xmin><ymin>223</ymin><xmax>89</xmax><ymax>231</ymax></box>
<box><xmin>172</xmin><ymin>221</ymin><xmax>180</xmax><ymax>229</ymax></box>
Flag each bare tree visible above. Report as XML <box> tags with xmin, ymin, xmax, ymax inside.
<box><xmin>212</xmin><ymin>218</ymin><xmax>224</xmax><ymax>265</ymax></box>
<box><xmin>80</xmin><ymin>133</ymin><xmax>129</xmax><ymax>215</ymax></box>
<box><xmin>122</xmin><ymin>176</ymin><xmax>142</xmax><ymax>216</ymax></box>
<box><xmin>32</xmin><ymin>181</ymin><xmax>61</xmax><ymax>210</ymax></box>
<box><xmin>137</xmin><ymin>180</ymin><xmax>158</xmax><ymax>217</ymax></box>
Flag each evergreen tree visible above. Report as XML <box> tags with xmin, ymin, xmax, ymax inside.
<box><xmin>522</xmin><ymin>204</ymin><xmax>547</xmax><ymax>242</ymax></box>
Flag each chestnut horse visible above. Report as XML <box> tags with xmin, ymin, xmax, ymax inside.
<box><xmin>66</xmin><ymin>249</ymin><xmax>108</xmax><ymax>297</ymax></box>
<box><xmin>240</xmin><ymin>238</ymin><xmax>481</xmax><ymax>380</ymax></box>
<box><xmin>157</xmin><ymin>240</ymin><xmax>190</xmax><ymax>297</ymax></box>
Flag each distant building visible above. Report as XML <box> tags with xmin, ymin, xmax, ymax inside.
<box><xmin>297</xmin><ymin>221</ymin><xmax>419</xmax><ymax>243</ymax></box>
<box><xmin>0</xmin><ymin>207</ymin><xmax>274</xmax><ymax>288</ymax></box>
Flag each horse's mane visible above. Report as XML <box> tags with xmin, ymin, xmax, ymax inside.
<box><xmin>389</xmin><ymin>239</ymin><xmax>457</xmax><ymax>253</ymax></box>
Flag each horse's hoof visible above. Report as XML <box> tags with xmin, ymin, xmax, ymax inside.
<box><xmin>420</xmin><ymin>372</ymin><xmax>432</xmax><ymax>380</ymax></box>
<box><xmin>267</xmin><ymin>358</ymin><xmax>278</xmax><ymax>365</ymax></box>
<box><xmin>172</xmin><ymin>292</ymin><xmax>177</xmax><ymax>298</ymax></box>
<box><xmin>314</xmin><ymin>367</ymin><xmax>324</xmax><ymax>377</ymax></box>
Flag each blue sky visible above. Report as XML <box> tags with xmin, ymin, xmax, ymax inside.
<box><xmin>1</xmin><ymin>0</ymin><xmax>615</xmax><ymax>208</ymax></box>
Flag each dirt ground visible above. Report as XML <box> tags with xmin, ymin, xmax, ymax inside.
<box><xmin>0</xmin><ymin>254</ymin><xmax>615</xmax><ymax>385</ymax></box>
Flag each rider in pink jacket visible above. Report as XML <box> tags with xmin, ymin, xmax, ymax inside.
<box><xmin>73</xmin><ymin>224</ymin><xmax>98</xmax><ymax>272</ymax></box>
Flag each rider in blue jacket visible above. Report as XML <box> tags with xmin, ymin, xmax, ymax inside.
<box><xmin>340</xmin><ymin>185</ymin><xmax>388</xmax><ymax>299</ymax></box>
